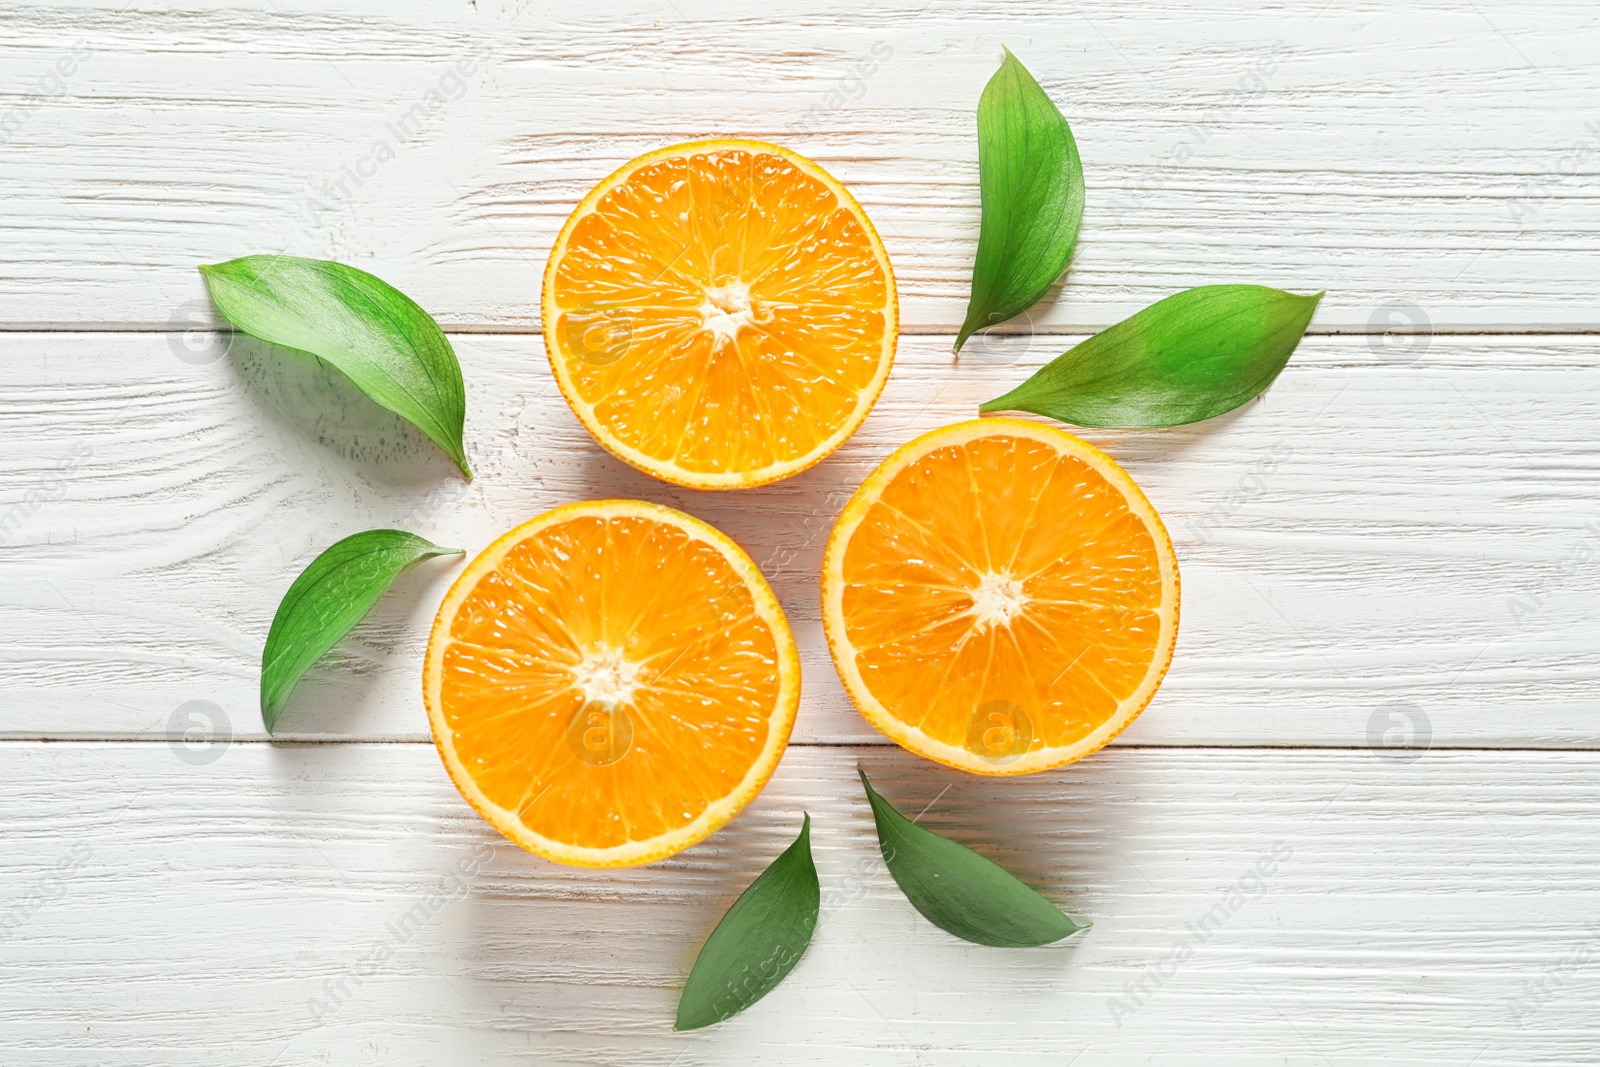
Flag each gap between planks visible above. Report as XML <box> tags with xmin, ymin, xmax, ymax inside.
<box><xmin>8</xmin><ymin>324</ymin><xmax>1600</xmax><ymax>337</ymax></box>
<box><xmin>1</xmin><ymin>739</ymin><xmax>1593</xmax><ymax>754</ymax></box>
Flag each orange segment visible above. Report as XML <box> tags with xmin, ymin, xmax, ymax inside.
<box><xmin>424</xmin><ymin>501</ymin><xmax>800</xmax><ymax>866</ymax></box>
<box><xmin>542</xmin><ymin>139</ymin><xmax>898</xmax><ymax>490</ymax></box>
<box><xmin>821</xmin><ymin>419</ymin><xmax>1180</xmax><ymax>775</ymax></box>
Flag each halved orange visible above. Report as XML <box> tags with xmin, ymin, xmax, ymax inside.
<box><xmin>423</xmin><ymin>500</ymin><xmax>800</xmax><ymax>867</ymax></box>
<box><xmin>541</xmin><ymin>139</ymin><xmax>897</xmax><ymax>490</ymax></box>
<box><xmin>822</xmin><ymin>419</ymin><xmax>1179</xmax><ymax>775</ymax></box>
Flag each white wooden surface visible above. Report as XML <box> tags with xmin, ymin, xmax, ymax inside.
<box><xmin>4</xmin><ymin>0</ymin><xmax>1599</xmax><ymax>332</ymax></box>
<box><xmin>3</xmin><ymin>2</ymin><xmax>1599</xmax><ymax>1064</ymax></box>
<box><xmin>4</xmin><ymin>744</ymin><xmax>1600</xmax><ymax>1067</ymax></box>
<box><xmin>4</xmin><ymin>332</ymin><xmax>1598</xmax><ymax>747</ymax></box>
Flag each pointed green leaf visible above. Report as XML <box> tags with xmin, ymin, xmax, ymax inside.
<box><xmin>955</xmin><ymin>47</ymin><xmax>1084</xmax><ymax>353</ymax></box>
<box><xmin>261</xmin><ymin>529</ymin><xmax>462</xmax><ymax>733</ymax></box>
<box><xmin>981</xmin><ymin>285</ymin><xmax>1324</xmax><ymax>427</ymax></box>
<box><xmin>676</xmin><ymin>815</ymin><xmax>819</xmax><ymax>1031</ymax></box>
<box><xmin>859</xmin><ymin>769</ymin><xmax>1086</xmax><ymax>948</ymax></box>
<box><xmin>199</xmin><ymin>255</ymin><xmax>473</xmax><ymax>478</ymax></box>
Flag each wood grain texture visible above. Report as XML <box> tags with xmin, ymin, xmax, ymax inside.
<box><xmin>3</xmin><ymin>331</ymin><xmax>1596</xmax><ymax>745</ymax></box>
<box><xmin>1</xmin><ymin>0</ymin><xmax>1597</xmax><ymax>330</ymax></box>
<box><xmin>1</xmin><ymin>742</ymin><xmax>1596</xmax><ymax>1066</ymax></box>
<box><xmin>4</xmin><ymin>3</ymin><xmax>1599</xmax><ymax>1063</ymax></box>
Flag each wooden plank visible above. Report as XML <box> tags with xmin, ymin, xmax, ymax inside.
<box><xmin>1</xmin><ymin>0</ymin><xmax>1596</xmax><ymax>330</ymax></box>
<box><xmin>1</xmin><ymin>742</ymin><xmax>1596</xmax><ymax>1065</ymax></box>
<box><xmin>1</xmin><ymin>331</ymin><xmax>1596</xmax><ymax>746</ymax></box>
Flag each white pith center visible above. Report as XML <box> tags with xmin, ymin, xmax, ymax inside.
<box><xmin>699</xmin><ymin>280</ymin><xmax>755</xmax><ymax>344</ymax></box>
<box><xmin>970</xmin><ymin>571</ymin><xmax>1028</xmax><ymax>629</ymax></box>
<box><xmin>571</xmin><ymin>645</ymin><xmax>644</xmax><ymax>706</ymax></box>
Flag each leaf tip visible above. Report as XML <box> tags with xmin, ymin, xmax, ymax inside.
<box><xmin>197</xmin><ymin>263</ymin><xmax>224</xmax><ymax>293</ymax></box>
<box><xmin>953</xmin><ymin>323</ymin><xmax>980</xmax><ymax>354</ymax></box>
<box><xmin>1290</xmin><ymin>289</ymin><xmax>1327</xmax><ymax>330</ymax></box>
<box><xmin>978</xmin><ymin>387</ymin><xmax>1022</xmax><ymax>415</ymax></box>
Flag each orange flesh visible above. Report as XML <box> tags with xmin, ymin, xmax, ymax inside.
<box><xmin>435</xmin><ymin>514</ymin><xmax>782</xmax><ymax>852</ymax></box>
<box><xmin>838</xmin><ymin>433</ymin><xmax>1166</xmax><ymax>758</ymax></box>
<box><xmin>548</xmin><ymin>144</ymin><xmax>892</xmax><ymax>480</ymax></box>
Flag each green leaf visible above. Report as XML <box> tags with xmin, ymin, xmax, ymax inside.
<box><xmin>261</xmin><ymin>529</ymin><xmax>462</xmax><ymax>733</ymax></box>
<box><xmin>199</xmin><ymin>255</ymin><xmax>473</xmax><ymax>478</ymax></box>
<box><xmin>981</xmin><ymin>285</ymin><xmax>1325</xmax><ymax>427</ymax></box>
<box><xmin>676</xmin><ymin>815</ymin><xmax>820</xmax><ymax>1031</ymax></box>
<box><xmin>859</xmin><ymin>769</ymin><xmax>1086</xmax><ymax>948</ymax></box>
<box><xmin>955</xmin><ymin>47</ymin><xmax>1085</xmax><ymax>353</ymax></box>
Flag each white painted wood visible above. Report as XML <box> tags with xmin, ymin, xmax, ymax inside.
<box><xmin>1</xmin><ymin>0</ymin><xmax>1597</xmax><ymax>331</ymax></box>
<box><xmin>1</xmin><ymin>742</ymin><xmax>1596</xmax><ymax>1066</ymax></box>
<box><xmin>3</xmin><ymin>331</ymin><xmax>1597</xmax><ymax>746</ymax></box>
<box><xmin>4</xmin><ymin>5</ymin><xmax>1599</xmax><ymax>1063</ymax></box>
